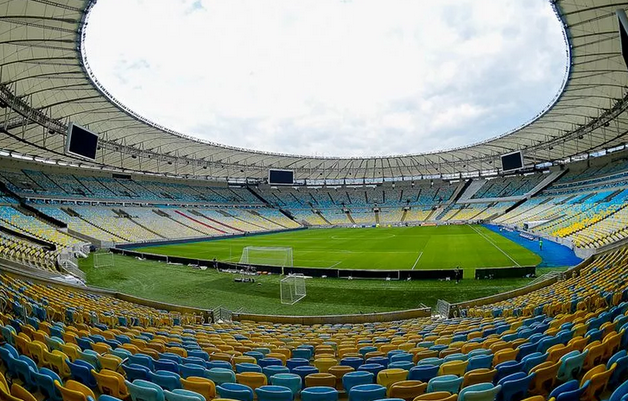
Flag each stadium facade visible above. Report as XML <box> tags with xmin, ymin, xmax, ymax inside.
<box><xmin>0</xmin><ymin>0</ymin><xmax>627</xmax><ymax>183</ymax></box>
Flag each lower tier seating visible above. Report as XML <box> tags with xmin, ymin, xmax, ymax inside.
<box><xmin>0</xmin><ymin>245</ymin><xmax>627</xmax><ymax>400</ymax></box>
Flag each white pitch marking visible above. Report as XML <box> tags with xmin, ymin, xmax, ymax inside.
<box><xmin>328</xmin><ymin>261</ymin><xmax>342</xmax><ymax>268</ymax></box>
<box><xmin>411</xmin><ymin>252</ymin><xmax>424</xmax><ymax>270</ymax></box>
<box><xmin>468</xmin><ymin>225</ymin><xmax>520</xmax><ymax>266</ymax></box>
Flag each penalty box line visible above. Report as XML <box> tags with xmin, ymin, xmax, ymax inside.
<box><xmin>411</xmin><ymin>252</ymin><xmax>423</xmax><ymax>270</ymax></box>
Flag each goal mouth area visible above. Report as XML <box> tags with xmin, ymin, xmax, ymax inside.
<box><xmin>93</xmin><ymin>252</ymin><xmax>115</xmax><ymax>268</ymax></box>
<box><xmin>280</xmin><ymin>273</ymin><xmax>307</xmax><ymax>305</ymax></box>
<box><xmin>238</xmin><ymin>246</ymin><xmax>294</xmax><ymax>268</ymax></box>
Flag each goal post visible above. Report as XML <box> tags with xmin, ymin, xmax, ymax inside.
<box><xmin>239</xmin><ymin>247</ymin><xmax>293</xmax><ymax>268</ymax></box>
<box><xmin>280</xmin><ymin>274</ymin><xmax>307</xmax><ymax>305</ymax></box>
<box><xmin>93</xmin><ymin>252</ymin><xmax>114</xmax><ymax>268</ymax></box>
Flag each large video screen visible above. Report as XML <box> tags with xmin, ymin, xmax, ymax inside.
<box><xmin>269</xmin><ymin>169</ymin><xmax>294</xmax><ymax>185</ymax></box>
<box><xmin>66</xmin><ymin>123</ymin><xmax>98</xmax><ymax>160</ymax></box>
<box><xmin>501</xmin><ymin>151</ymin><xmax>524</xmax><ymax>172</ymax></box>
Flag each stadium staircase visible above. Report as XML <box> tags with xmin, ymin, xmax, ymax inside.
<box><xmin>506</xmin><ymin>197</ymin><xmax>555</xmax><ymax>223</ymax></box>
<box><xmin>426</xmin><ymin>206</ymin><xmax>441</xmax><ymax>221</ymax></box>
<box><xmin>174</xmin><ymin>210</ymin><xmax>227</xmax><ymax>234</ymax></box>
<box><xmin>525</xmin><ymin>169</ymin><xmax>565</xmax><ymax>198</ymax></box>
<box><xmin>278</xmin><ymin>208</ymin><xmax>299</xmax><ymax>224</ymax></box>
<box><xmin>574</xmin><ymin>192</ymin><xmax>597</xmax><ymax>204</ymax></box>
<box><xmin>267</xmin><ymin>192</ymin><xmax>285</xmax><ymax>206</ymax></box>
<box><xmin>315</xmin><ymin>210</ymin><xmax>332</xmax><ymax>225</ymax></box>
<box><xmin>434</xmin><ymin>204</ymin><xmax>454</xmax><ymax>220</ymax></box>
<box><xmin>0</xmin><ymin>182</ymin><xmax>20</xmax><ymax>201</ymax></box>
<box><xmin>470</xmin><ymin>203</ymin><xmax>493</xmax><ymax>220</ymax></box>
<box><xmin>401</xmin><ymin>209</ymin><xmax>408</xmax><ymax>222</ymax></box>
<box><xmin>557</xmin><ymin>194</ymin><xmax>578</xmax><ymax>204</ymax></box>
<box><xmin>216</xmin><ymin>210</ymin><xmax>267</xmax><ymax>230</ymax></box>
<box><xmin>154</xmin><ymin>209</ymin><xmax>208</xmax><ymax>236</ymax></box>
<box><xmin>601</xmin><ymin>188</ymin><xmax>625</xmax><ymax>202</ymax></box>
<box><xmin>73</xmin><ymin>174</ymin><xmax>97</xmax><ymax>195</ymax></box>
<box><xmin>498</xmin><ymin>198</ymin><xmax>531</xmax><ymax>220</ymax></box>
<box><xmin>16</xmin><ymin>202</ymin><xmax>67</xmax><ymax>231</ymax></box>
<box><xmin>52</xmin><ymin>209</ymin><xmax>107</xmax><ymax>246</ymax></box>
<box><xmin>247</xmin><ymin>210</ymin><xmax>288</xmax><ymax>229</ymax></box>
<box><xmin>346</xmin><ymin>210</ymin><xmax>356</xmax><ymax>224</ymax></box>
<box><xmin>445</xmin><ymin>206</ymin><xmax>464</xmax><ymax>221</ymax></box>
<box><xmin>374</xmin><ymin>210</ymin><xmax>380</xmax><ymax>224</ymax></box>
<box><xmin>247</xmin><ymin>187</ymin><xmax>300</xmax><ymax>226</ymax></box>
<box><xmin>188</xmin><ymin>210</ymin><xmax>245</xmax><ymax>233</ymax></box>
<box><xmin>64</xmin><ymin>207</ymin><xmax>130</xmax><ymax>242</ymax></box>
<box><xmin>23</xmin><ymin>170</ymin><xmax>66</xmax><ymax>194</ymax></box>
<box><xmin>129</xmin><ymin>218</ymin><xmax>167</xmax><ymax>239</ymax></box>
<box><xmin>457</xmin><ymin>179</ymin><xmax>488</xmax><ymax>202</ymax></box>
<box><xmin>12</xmin><ymin>205</ymin><xmax>88</xmax><ymax>246</ymax></box>
<box><xmin>247</xmin><ymin>186</ymin><xmax>273</xmax><ymax>206</ymax></box>
<box><xmin>428</xmin><ymin>180</ymin><xmax>470</xmax><ymax>220</ymax></box>
<box><xmin>291</xmin><ymin>192</ymin><xmax>305</xmax><ymax>206</ymax></box>
<box><xmin>448</xmin><ymin>179</ymin><xmax>472</xmax><ymax>203</ymax></box>
<box><xmin>114</xmin><ymin>209</ymin><xmax>166</xmax><ymax>239</ymax></box>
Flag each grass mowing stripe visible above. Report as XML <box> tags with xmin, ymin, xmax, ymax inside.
<box><xmin>134</xmin><ymin>225</ymin><xmax>541</xmax><ymax>271</ymax></box>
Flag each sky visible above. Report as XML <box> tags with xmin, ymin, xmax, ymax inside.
<box><xmin>85</xmin><ymin>0</ymin><xmax>567</xmax><ymax>158</ymax></box>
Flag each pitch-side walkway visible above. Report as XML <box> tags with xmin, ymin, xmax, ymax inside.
<box><xmin>484</xmin><ymin>224</ymin><xmax>582</xmax><ymax>267</ymax></box>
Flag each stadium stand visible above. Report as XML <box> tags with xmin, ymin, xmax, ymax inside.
<box><xmin>257</xmin><ymin>181</ymin><xmax>464</xmax><ymax>227</ymax></box>
<box><xmin>3</xmin><ymin>0</ymin><xmax>628</xmax><ymax>399</ymax></box>
<box><xmin>1</xmin><ymin>157</ymin><xmax>628</xmax><ymax>256</ymax></box>
<box><xmin>0</xmin><ymin>232</ymin><xmax>58</xmax><ymax>272</ymax></box>
<box><xmin>471</xmin><ymin>174</ymin><xmax>545</xmax><ymax>199</ymax></box>
<box><xmin>0</xmin><ymin>242</ymin><xmax>625</xmax><ymax>400</ymax></box>
<box><xmin>3</xmin><ymin>145</ymin><xmax>628</xmax><ymax>401</ymax></box>
<box><xmin>491</xmin><ymin>157</ymin><xmax>628</xmax><ymax>251</ymax></box>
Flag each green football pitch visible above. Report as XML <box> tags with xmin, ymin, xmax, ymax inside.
<box><xmin>80</xmin><ymin>225</ymin><xmax>551</xmax><ymax>315</ymax></box>
<box><xmin>81</xmin><ymin>254</ymin><xmax>561</xmax><ymax>316</ymax></box>
<box><xmin>133</xmin><ymin>225</ymin><xmax>541</xmax><ymax>270</ymax></box>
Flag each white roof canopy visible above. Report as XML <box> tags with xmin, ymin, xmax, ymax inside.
<box><xmin>0</xmin><ymin>0</ymin><xmax>627</xmax><ymax>182</ymax></box>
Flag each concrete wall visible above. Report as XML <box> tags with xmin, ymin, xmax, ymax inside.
<box><xmin>233</xmin><ymin>307</ymin><xmax>431</xmax><ymax>325</ymax></box>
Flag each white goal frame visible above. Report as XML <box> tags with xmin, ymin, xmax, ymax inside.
<box><xmin>93</xmin><ymin>252</ymin><xmax>114</xmax><ymax>268</ymax></box>
<box><xmin>239</xmin><ymin>246</ymin><xmax>293</xmax><ymax>268</ymax></box>
<box><xmin>280</xmin><ymin>274</ymin><xmax>307</xmax><ymax>305</ymax></box>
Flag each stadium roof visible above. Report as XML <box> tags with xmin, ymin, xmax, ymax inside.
<box><xmin>0</xmin><ymin>0</ymin><xmax>627</xmax><ymax>183</ymax></box>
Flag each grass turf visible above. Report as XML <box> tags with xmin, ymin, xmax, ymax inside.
<box><xmin>133</xmin><ymin>225</ymin><xmax>542</xmax><ymax>271</ymax></box>
<box><xmin>80</xmin><ymin>253</ymin><xmax>563</xmax><ymax>316</ymax></box>
<box><xmin>80</xmin><ymin>225</ymin><xmax>552</xmax><ymax>315</ymax></box>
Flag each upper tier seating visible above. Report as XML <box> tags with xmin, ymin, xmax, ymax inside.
<box><xmin>3</xmin><ymin>159</ymin><xmax>628</xmax><ymax>250</ymax></box>
<box><xmin>554</xmin><ymin>158</ymin><xmax>628</xmax><ymax>186</ymax></box>
<box><xmin>472</xmin><ymin>175</ymin><xmax>545</xmax><ymax>199</ymax></box>
<box><xmin>0</xmin><ymin>169</ymin><xmax>262</xmax><ymax>205</ymax></box>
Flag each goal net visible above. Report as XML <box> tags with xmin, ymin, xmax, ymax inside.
<box><xmin>280</xmin><ymin>274</ymin><xmax>307</xmax><ymax>305</ymax></box>
<box><xmin>93</xmin><ymin>252</ymin><xmax>114</xmax><ymax>268</ymax></box>
<box><xmin>239</xmin><ymin>247</ymin><xmax>293</xmax><ymax>267</ymax></box>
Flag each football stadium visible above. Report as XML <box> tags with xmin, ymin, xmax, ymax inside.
<box><xmin>0</xmin><ymin>0</ymin><xmax>628</xmax><ymax>400</ymax></box>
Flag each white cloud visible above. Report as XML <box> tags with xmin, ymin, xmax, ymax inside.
<box><xmin>84</xmin><ymin>0</ymin><xmax>567</xmax><ymax>157</ymax></box>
